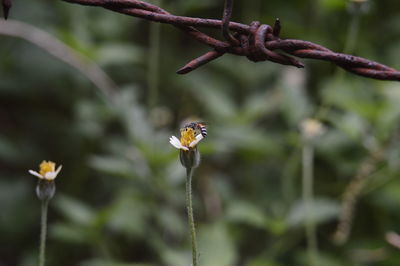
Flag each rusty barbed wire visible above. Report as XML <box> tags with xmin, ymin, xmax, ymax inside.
<box><xmin>46</xmin><ymin>0</ymin><xmax>400</xmax><ymax>80</ymax></box>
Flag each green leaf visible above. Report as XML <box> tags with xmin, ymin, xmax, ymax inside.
<box><xmin>82</xmin><ymin>258</ymin><xmax>153</xmax><ymax>266</ymax></box>
<box><xmin>246</xmin><ymin>257</ymin><xmax>283</xmax><ymax>266</ymax></box>
<box><xmin>160</xmin><ymin>248</ymin><xmax>189</xmax><ymax>266</ymax></box>
<box><xmin>107</xmin><ymin>193</ymin><xmax>150</xmax><ymax>237</ymax></box>
<box><xmin>89</xmin><ymin>155</ymin><xmax>136</xmax><ymax>178</ymax></box>
<box><xmin>328</xmin><ymin>112</ymin><xmax>367</xmax><ymax>140</ymax></box>
<box><xmin>54</xmin><ymin>195</ymin><xmax>95</xmax><ymax>226</ymax></box>
<box><xmin>226</xmin><ymin>201</ymin><xmax>267</xmax><ymax>229</ymax></box>
<box><xmin>198</xmin><ymin>222</ymin><xmax>236</xmax><ymax>266</ymax></box>
<box><xmin>50</xmin><ymin>223</ymin><xmax>91</xmax><ymax>244</ymax></box>
<box><xmin>96</xmin><ymin>43</ymin><xmax>144</xmax><ymax>66</ymax></box>
<box><xmin>286</xmin><ymin>198</ymin><xmax>340</xmax><ymax>228</ymax></box>
<box><xmin>185</xmin><ymin>74</ymin><xmax>237</xmax><ymax>120</ymax></box>
<box><xmin>241</xmin><ymin>90</ymin><xmax>281</xmax><ymax>122</ymax></box>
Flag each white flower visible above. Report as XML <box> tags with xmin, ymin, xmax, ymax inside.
<box><xmin>169</xmin><ymin>126</ymin><xmax>204</xmax><ymax>151</ymax></box>
<box><xmin>29</xmin><ymin>160</ymin><xmax>62</xmax><ymax>181</ymax></box>
<box><xmin>300</xmin><ymin>118</ymin><xmax>325</xmax><ymax>139</ymax></box>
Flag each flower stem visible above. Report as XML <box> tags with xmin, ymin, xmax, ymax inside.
<box><xmin>343</xmin><ymin>9</ymin><xmax>361</xmax><ymax>56</ymax></box>
<box><xmin>302</xmin><ymin>142</ymin><xmax>318</xmax><ymax>266</ymax></box>
<box><xmin>39</xmin><ymin>199</ymin><xmax>49</xmax><ymax>266</ymax></box>
<box><xmin>186</xmin><ymin>167</ymin><xmax>198</xmax><ymax>266</ymax></box>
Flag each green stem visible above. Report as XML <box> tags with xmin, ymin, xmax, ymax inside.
<box><xmin>343</xmin><ymin>13</ymin><xmax>360</xmax><ymax>55</ymax></box>
<box><xmin>39</xmin><ymin>199</ymin><xmax>49</xmax><ymax>266</ymax></box>
<box><xmin>186</xmin><ymin>167</ymin><xmax>198</xmax><ymax>266</ymax></box>
<box><xmin>302</xmin><ymin>142</ymin><xmax>318</xmax><ymax>266</ymax></box>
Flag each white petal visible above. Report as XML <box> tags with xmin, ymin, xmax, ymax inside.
<box><xmin>43</xmin><ymin>165</ymin><xmax>62</xmax><ymax>180</ymax></box>
<box><xmin>189</xmin><ymin>134</ymin><xmax>204</xmax><ymax>147</ymax></box>
<box><xmin>169</xmin><ymin>136</ymin><xmax>183</xmax><ymax>149</ymax></box>
<box><xmin>196</xmin><ymin>134</ymin><xmax>204</xmax><ymax>141</ymax></box>
<box><xmin>169</xmin><ymin>136</ymin><xmax>180</xmax><ymax>146</ymax></box>
<box><xmin>29</xmin><ymin>170</ymin><xmax>44</xmax><ymax>179</ymax></box>
<box><xmin>44</xmin><ymin>171</ymin><xmax>57</xmax><ymax>180</ymax></box>
<box><xmin>55</xmin><ymin>165</ymin><xmax>62</xmax><ymax>176</ymax></box>
<box><xmin>169</xmin><ymin>136</ymin><xmax>180</xmax><ymax>144</ymax></box>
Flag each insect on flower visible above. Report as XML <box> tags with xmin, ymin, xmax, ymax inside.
<box><xmin>185</xmin><ymin>122</ymin><xmax>208</xmax><ymax>138</ymax></box>
<box><xmin>169</xmin><ymin>121</ymin><xmax>207</xmax><ymax>151</ymax></box>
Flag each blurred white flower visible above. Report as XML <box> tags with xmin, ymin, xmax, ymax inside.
<box><xmin>29</xmin><ymin>160</ymin><xmax>62</xmax><ymax>181</ymax></box>
<box><xmin>301</xmin><ymin>118</ymin><xmax>325</xmax><ymax>140</ymax></box>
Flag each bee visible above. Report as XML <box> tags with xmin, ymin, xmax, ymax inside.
<box><xmin>183</xmin><ymin>122</ymin><xmax>208</xmax><ymax>138</ymax></box>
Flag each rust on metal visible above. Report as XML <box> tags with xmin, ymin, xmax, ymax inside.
<box><xmin>176</xmin><ymin>50</ymin><xmax>224</xmax><ymax>74</ymax></box>
<box><xmin>62</xmin><ymin>0</ymin><xmax>400</xmax><ymax>81</ymax></box>
<box><xmin>222</xmin><ymin>0</ymin><xmax>239</xmax><ymax>46</ymax></box>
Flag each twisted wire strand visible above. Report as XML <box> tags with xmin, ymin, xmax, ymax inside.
<box><xmin>31</xmin><ymin>0</ymin><xmax>399</xmax><ymax>80</ymax></box>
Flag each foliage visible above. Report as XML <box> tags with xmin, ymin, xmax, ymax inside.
<box><xmin>1</xmin><ymin>0</ymin><xmax>400</xmax><ymax>265</ymax></box>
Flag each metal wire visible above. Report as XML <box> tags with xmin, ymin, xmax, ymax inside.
<box><xmin>20</xmin><ymin>0</ymin><xmax>399</xmax><ymax>81</ymax></box>
<box><xmin>222</xmin><ymin>0</ymin><xmax>239</xmax><ymax>46</ymax></box>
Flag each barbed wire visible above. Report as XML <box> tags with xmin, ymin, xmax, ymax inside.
<box><xmin>5</xmin><ymin>0</ymin><xmax>400</xmax><ymax>81</ymax></box>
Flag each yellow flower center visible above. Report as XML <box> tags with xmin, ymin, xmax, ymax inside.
<box><xmin>180</xmin><ymin>127</ymin><xmax>196</xmax><ymax>147</ymax></box>
<box><xmin>39</xmin><ymin>161</ymin><xmax>56</xmax><ymax>176</ymax></box>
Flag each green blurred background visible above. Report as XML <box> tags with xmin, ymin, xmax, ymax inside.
<box><xmin>2</xmin><ymin>0</ymin><xmax>400</xmax><ymax>265</ymax></box>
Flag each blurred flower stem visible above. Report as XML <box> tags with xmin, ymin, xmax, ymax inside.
<box><xmin>147</xmin><ymin>0</ymin><xmax>162</xmax><ymax>108</ymax></box>
<box><xmin>39</xmin><ymin>199</ymin><xmax>49</xmax><ymax>266</ymax></box>
<box><xmin>186</xmin><ymin>167</ymin><xmax>198</xmax><ymax>266</ymax></box>
<box><xmin>343</xmin><ymin>11</ymin><xmax>360</xmax><ymax>56</ymax></box>
<box><xmin>302</xmin><ymin>140</ymin><xmax>318</xmax><ymax>266</ymax></box>
<box><xmin>344</xmin><ymin>0</ymin><xmax>369</xmax><ymax>53</ymax></box>
<box><xmin>301</xmin><ymin>119</ymin><xmax>324</xmax><ymax>266</ymax></box>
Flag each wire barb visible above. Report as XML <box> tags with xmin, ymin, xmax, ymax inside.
<box><xmin>2</xmin><ymin>0</ymin><xmax>12</xmax><ymax>19</ymax></box>
<box><xmin>62</xmin><ymin>0</ymin><xmax>400</xmax><ymax>81</ymax></box>
<box><xmin>222</xmin><ymin>0</ymin><xmax>239</xmax><ymax>46</ymax></box>
<box><xmin>273</xmin><ymin>18</ymin><xmax>281</xmax><ymax>37</ymax></box>
<box><xmin>176</xmin><ymin>50</ymin><xmax>224</xmax><ymax>74</ymax></box>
